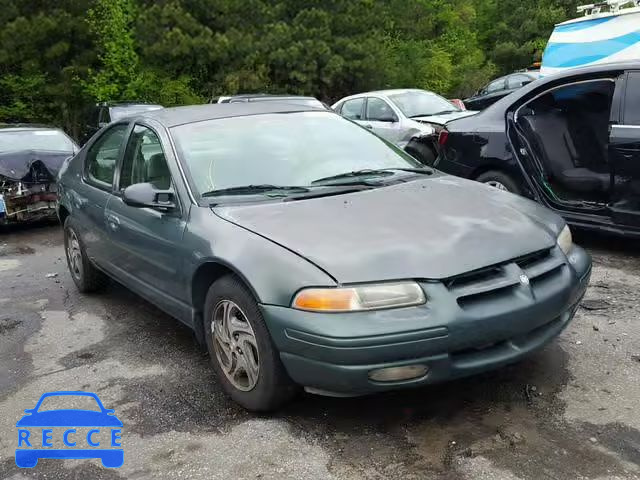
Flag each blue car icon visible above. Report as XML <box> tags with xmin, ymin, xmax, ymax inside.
<box><xmin>15</xmin><ymin>391</ymin><xmax>123</xmax><ymax>468</ymax></box>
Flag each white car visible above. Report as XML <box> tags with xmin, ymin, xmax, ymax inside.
<box><xmin>332</xmin><ymin>89</ymin><xmax>476</xmax><ymax>164</ymax></box>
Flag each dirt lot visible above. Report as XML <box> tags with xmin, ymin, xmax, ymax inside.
<box><xmin>0</xmin><ymin>223</ymin><xmax>639</xmax><ymax>480</ymax></box>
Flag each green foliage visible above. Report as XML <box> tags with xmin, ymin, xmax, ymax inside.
<box><xmin>0</xmin><ymin>0</ymin><xmax>582</xmax><ymax>137</ymax></box>
<box><xmin>85</xmin><ymin>0</ymin><xmax>139</xmax><ymax>101</ymax></box>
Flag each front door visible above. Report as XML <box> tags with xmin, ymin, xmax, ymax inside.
<box><xmin>104</xmin><ymin>123</ymin><xmax>189</xmax><ymax>319</ymax></box>
<box><xmin>609</xmin><ymin>70</ymin><xmax>640</xmax><ymax>225</ymax></box>
<box><xmin>365</xmin><ymin>97</ymin><xmax>401</xmax><ymax>143</ymax></box>
<box><xmin>610</xmin><ymin>71</ymin><xmax>640</xmax><ymax>179</ymax></box>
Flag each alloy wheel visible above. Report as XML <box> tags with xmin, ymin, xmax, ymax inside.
<box><xmin>66</xmin><ymin>230</ymin><xmax>83</xmax><ymax>281</ymax></box>
<box><xmin>485</xmin><ymin>180</ymin><xmax>509</xmax><ymax>191</ymax></box>
<box><xmin>211</xmin><ymin>300</ymin><xmax>260</xmax><ymax>391</ymax></box>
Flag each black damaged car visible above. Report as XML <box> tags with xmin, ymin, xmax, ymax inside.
<box><xmin>434</xmin><ymin>62</ymin><xmax>640</xmax><ymax>238</ymax></box>
<box><xmin>0</xmin><ymin>124</ymin><xmax>78</xmax><ymax>224</ymax></box>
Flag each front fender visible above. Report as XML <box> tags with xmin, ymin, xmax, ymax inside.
<box><xmin>185</xmin><ymin>207</ymin><xmax>337</xmax><ymax>307</ymax></box>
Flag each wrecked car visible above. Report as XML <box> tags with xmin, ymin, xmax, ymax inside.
<box><xmin>58</xmin><ymin>103</ymin><xmax>590</xmax><ymax>411</ymax></box>
<box><xmin>434</xmin><ymin>61</ymin><xmax>640</xmax><ymax>237</ymax></box>
<box><xmin>332</xmin><ymin>89</ymin><xmax>477</xmax><ymax>165</ymax></box>
<box><xmin>0</xmin><ymin>125</ymin><xmax>78</xmax><ymax>225</ymax></box>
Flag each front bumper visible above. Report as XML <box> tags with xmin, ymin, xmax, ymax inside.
<box><xmin>261</xmin><ymin>246</ymin><xmax>591</xmax><ymax>395</ymax></box>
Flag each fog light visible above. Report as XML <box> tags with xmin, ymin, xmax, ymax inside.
<box><xmin>368</xmin><ymin>365</ymin><xmax>428</xmax><ymax>382</ymax></box>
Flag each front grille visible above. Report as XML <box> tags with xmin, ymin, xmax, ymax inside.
<box><xmin>515</xmin><ymin>248</ymin><xmax>552</xmax><ymax>270</ymax></box>
<box><xmin>445</xmin><ymin>248</ymin><xmax>566</xmax><ymax>309</ymax></box>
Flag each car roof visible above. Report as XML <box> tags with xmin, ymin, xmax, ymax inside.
<box><xmin>137</xmin><ymin>102</ymin><xmax>329</xmax><ymax>128</ymax></box>
<box><xmin>0</xmin><ymin>123</ymin><xmax>59</xmax><ymax>131</ymax></box>
<box><xmin>101</xmin><ymin>101</ymin><xmax>162</xmax><ymax>107</ymax></box>
<box><xmin>337</xmin><ymin>89</ymin><xmax>431</xmax><ymax>102</ymax></box>
<box><xmin>228</xmin><ymin>94</ymin><xmax>318</xmax><ymax>100</ymax></box>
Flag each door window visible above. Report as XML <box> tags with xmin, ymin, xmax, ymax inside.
<box><xmin>340</xmin><ymin>98</ymin><xmax>365</xmax><ymax>120</ymax></box>
<box><xmin>486</xmin><ymin>78</ymin><xmax>505</xmax><ymax>93</ymax></box>
<box><xmin>623</xmin><ymin>71</ymin><xmax>640</xmax><ymax>125</ymax></box>
<box><xmin>85</xmin><ymin>124</ymin><xmax>128</xmax><ymax>187</ymax></box>
<box><xmin>120</xmin><ymin>125</ymin><xmax>171</xmax><ymax>190</ymax></box>
<box><xmin>366</xmin><ymin>98</ymin><xmax>397</xmax><ymax>121</ymax></box>
<box><xmin>507</xmin><ymin>74</ymin><xmax>533</xmax><ymax>89</ymax></box>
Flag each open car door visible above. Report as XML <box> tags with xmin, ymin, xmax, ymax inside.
<box><xmin>608</xmin><ymin>70</ymin><xmax>640</xmax><ymax>226</ymax></box>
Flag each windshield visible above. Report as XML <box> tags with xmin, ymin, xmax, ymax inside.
<box><xmin>0</xmin><ymin>129</ymin><xmax>75</xmax><ymax>153</ymax></box>
<box><xmin>171</xmin><ymin>111</ymin><xmax>422</xmax><ymax>197</ymax></box>
<box><xmin>389</xmin><ymin>90</ymin><xmax>460</xmax><ymax>117</ymax></box>
<box><xmin>110</xmin><ymin>104</ymin><xmax>163</xmax><ymax>121</ymax></box>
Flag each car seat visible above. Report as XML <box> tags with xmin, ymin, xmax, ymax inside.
<box><xmin>519</xmin><ymin>112</ymin><xmax>610</xmax><ymax>193</ymax></box>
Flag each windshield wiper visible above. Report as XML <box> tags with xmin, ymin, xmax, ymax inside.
<box><xmin>201</xmin><ymin>184</ymin><xmax>310</xmax><ymax>197</ymax></box>
<box><xmin>311</xmin><ymin>168</ymin><xmax>432</xmax><ymax>185</ymax></box>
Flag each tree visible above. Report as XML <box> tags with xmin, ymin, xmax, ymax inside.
<box><xmin>85</xmin><ymin>0</ymin><xmax>139</xmax><ymax>101</ymax></box>
<box><xmin>0</xmin><ymin>0</ymin><xmax>581</xmax><ymax>135</ymax></box>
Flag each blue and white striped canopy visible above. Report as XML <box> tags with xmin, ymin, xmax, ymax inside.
<box><xmin>541</xmin><ymin>10</ymin><xmax>640</xmax><ymax>76</ymax></box>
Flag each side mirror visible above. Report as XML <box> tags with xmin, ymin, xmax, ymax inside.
<box><xmin>123</xmin><ymin>182</ymin><xmax>176</xmax><ymax>211</ymax></box>
<box><xmin>377</xmin><ymin>115</ymin><xmax>397</xmax><ymax>123</ymax></box>
<box><xmin>98</xmin><ymin>122</ymin><xmax>108</xmax><ymax>128</ymax></box>
<box><xmin>24</xmin><ymin>409</ymin><xmax>34</xmax><ymax>414</ymax></box>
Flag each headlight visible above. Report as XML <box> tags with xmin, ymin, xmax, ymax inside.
<box><xmin>557</xmin><ymin>225</ymin><xmax>573</xmax><ymax>255</ymax></box>
<box><xmin>292</xmin><ymin>282</ymin><xmax>426</xmax><ymax>312</ymax></box>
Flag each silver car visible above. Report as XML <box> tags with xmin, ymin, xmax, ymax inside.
<box><xmin>332</xmin><ymin>89</ymin><xmax>476</xmax><ymax>164</ymax></box>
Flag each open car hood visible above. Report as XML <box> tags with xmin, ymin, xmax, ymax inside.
<box><xmin>214</xmin><ymin>175</ymin><xmax>564</xmax><ymax>283</ymax></box>
<box><xmin>411</xmin><ymin>110</ymin><xmax>477</xmax><ymax>126</ymax></box>
<box><xmin>0</xmin><ymin>150</ymin><xmax>71</xmax><ymax>182</ymax></box>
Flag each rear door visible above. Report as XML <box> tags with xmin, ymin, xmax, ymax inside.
<box><xmin>104</xmin><ymin>122</ymin><xmax>190</xmax><ymax>321</ymax></box>
<box><xmin>77</xmin><ymin>123</ymin><xmax>129</xmax><ymax>265</ymax></box>
<box><xmin>364</xmin><ymin>97</ymin><xmax>402</xmax><ymax>143</ymax></box>
<box><xmin>337</xmin><ymin>97</ymin><xmax>366</xmax><ymax>127</ymax></box>
<box><xmin>609</xmin><ymin>70</ymin><xmax>640</xmax><ymax>180</ymax></box>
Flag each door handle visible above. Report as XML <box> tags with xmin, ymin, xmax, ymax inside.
<box><xmin>106</xmin><ymin>214</ymin><xmax>120</xmax><ymax>231</ymax></box>
<box><xmin>364</xmin><ymin>124</ymin><xmax>373</xmax><ymax>129</ymax></box>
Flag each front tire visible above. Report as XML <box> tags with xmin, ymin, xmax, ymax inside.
<box><xmin>405</xmin><ymin>139</ymin><xmax>437</xmax><ymax>166</ymax></box>
<box><xmin>476</xmin><ymin>170</ymin><xmax>522</xmax><ymax>195</ymax></box>
<box><xmin>63</xmin><ymin>217</ymin><xmax>108</xmax><ymax>293</ymax></box>
<box><xmin>204</xmin><ymin>274</ymin><xmax>297</xmax><ymax>411</ymax></box>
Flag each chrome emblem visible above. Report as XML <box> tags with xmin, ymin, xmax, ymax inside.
<box><xmin>519</xmin><ymin>274</ymin><xmax>530</xmax><ymax>286</ymax></box>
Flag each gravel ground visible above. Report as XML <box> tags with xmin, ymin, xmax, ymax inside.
<box><xmin>0</xmin><ymin>223</ymin><xmax>638</xmax><ymax>480</ymax></box>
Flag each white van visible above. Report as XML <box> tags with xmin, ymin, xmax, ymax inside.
<box><xmin>541</xmin><ymin>0</ymin><xmax>640</xmax><ymax>76</ymax></box>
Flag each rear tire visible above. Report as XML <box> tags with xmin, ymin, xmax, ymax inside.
<box><xmin>204</xmin><ymin>274</ymin><xmax>297</xmax><ymax>411</ymax></box>
<box><xmin>476</xmin><ymin>170</ymin><xmax>522</xmax><ymax>195</ymax></box>
<box><xmin>63</xmin><ymin>217</ymin><xmax>109</xmax><ymax>293</ymax></box>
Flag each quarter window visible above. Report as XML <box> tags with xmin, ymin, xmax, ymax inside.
<box><xmin>86</xmin><ymin>124</ymin><xmax>128</xmax><ymax>187</ymax></box>
<box><xmin>120</xmin><ymin>125</ymin><xmax>171</xmax><ymax>190</ymax></box>
<box><xmin>340</xmin><ymin>98</ymin><xmax>365</xmax><ymax>120</ymax></box>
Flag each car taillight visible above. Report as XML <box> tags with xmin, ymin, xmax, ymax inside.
<box><xmin>438</xmin><ymin>129</ymin><xmax>449</xmax><ymax>146</ymax></box>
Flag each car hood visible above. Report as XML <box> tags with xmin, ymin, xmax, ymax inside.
<box><xmin>16</xmin><ymin>410</ymin><xmax>123</xmax><ymax>427</ymax></box>
<box><xmin>411</xmin><ymin>110</ymin><xmax>478</xmax><ymax>126</ymax></box>
<box><xmin>214</xmin><ymin>175</ymin><xmax>564</xmax><ymax>283</ymax></box>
